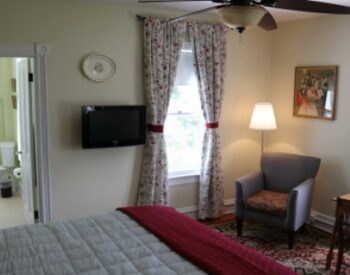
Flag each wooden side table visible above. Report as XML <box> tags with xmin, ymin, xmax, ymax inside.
<box><xmin>325</xmin><ymin>193</ymin><xmax>350</xmax><ymax>274</ymax></box>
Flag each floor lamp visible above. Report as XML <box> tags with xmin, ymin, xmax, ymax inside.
<box><xmin>249</xmin><ymin>103</ymin><xmax>277</xmax><ymax>153</ymax></box>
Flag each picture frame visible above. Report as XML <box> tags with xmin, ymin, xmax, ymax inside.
<box><xmin>293</xmin><ymin>66</ymin><xmax>338</xmax><ymax>120</ymax></box>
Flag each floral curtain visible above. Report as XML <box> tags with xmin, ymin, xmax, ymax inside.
<box><xmin>137</xmin><ymin>17</ymin><xmax>187</xmax><ymax>205</ymax></box>
<box><xmin>189</xmin><ymin>23</ymin><xmax>228</xmax><ymax>219</ymax></box>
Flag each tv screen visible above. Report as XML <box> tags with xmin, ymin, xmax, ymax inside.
<box><xmin>82</xmin><ymin>105</ymin><xmax>146</xmax><ymax>148</ymax></box>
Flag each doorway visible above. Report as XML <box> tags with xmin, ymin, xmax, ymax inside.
<box><xmin>0</xmin><ymin>44</ymin><xmax>51</xmax><ymax>225</ymax></box>
<box><xmin>0</xmin><ymin>57</ymin><xmax>37</xmax><ymax>229</ymax></box>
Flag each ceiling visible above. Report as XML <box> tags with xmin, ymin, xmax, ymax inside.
<box><xmin>77</xmin><ymin>0</ymin><xmax>350</xmax><ymax>22</ymax></box>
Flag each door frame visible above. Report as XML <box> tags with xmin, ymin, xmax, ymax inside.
<box><xmin>0</xmin><ymin>43</ymin><xmax>51</xmax><ymax>223</ymax></box>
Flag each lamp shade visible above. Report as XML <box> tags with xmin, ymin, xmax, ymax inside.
<box><xmin>218</xmin><ymin>6</ymin><xmax>267</xmax><ymax>29</ymax></box>
<box><xmin>249</xmin><ymin>103</ymin><xmax>277</xmax><ymax>130</ymax></box>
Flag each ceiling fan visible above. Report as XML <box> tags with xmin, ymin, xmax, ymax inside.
<box><xmin>138</xmin><ymin>0</ymin><xmax>350</xmax><ymax>33</ymax></box>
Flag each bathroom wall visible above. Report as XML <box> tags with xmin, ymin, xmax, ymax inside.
<box><xmin>0</xmin><ymin>58</ymin><xmax>17</xmax><ymax>164</ymax></box>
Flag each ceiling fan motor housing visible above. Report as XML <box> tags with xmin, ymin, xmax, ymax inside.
<box><xmin>212</xmin><ymin>0</ymin><xmax>275</xmax><ymax>5</ymax></box>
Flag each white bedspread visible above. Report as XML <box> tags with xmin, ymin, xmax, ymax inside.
<box><xmin>0</xmin><ymin>211</ymin><xmax>205</xmax><ymax>275</ymax></box>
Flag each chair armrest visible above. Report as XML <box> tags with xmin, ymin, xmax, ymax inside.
<box><xmin>235</xmin><ymin>171</ymin><xmax>264</xmax><ymax>218</ymax></box>
<box><xmin>285</xmin><ymin>178</ymin><xmax>315</xmax><ymax>231</ymax></box>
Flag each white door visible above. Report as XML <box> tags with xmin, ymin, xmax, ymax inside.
<box><xmin>16</xmin><ymin>58</ymin><xmax>35</xmax><ymax>224</ymax></box>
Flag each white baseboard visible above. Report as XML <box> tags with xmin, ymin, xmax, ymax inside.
<box><xmin>176</xmin><ymin>199</ymin><xmax>235</xmax><ymax>219</ymax></box>
<box><xmin>309</xmin><ymin>210</ymin><xmax>335</xmax><ymax>233</ymax></box>
<box><xmin>224</xmin><ymin>199</ymin><xmax>235</xmax><ymax>214</ymax></box>
<box><xmin>177</xmin><ymin>200</ymin><xmax>335</xmax><ymax>234</ymax></box>
<box><xmin>176</xmin><ymin>205</ymin><xmax>198</xmax><ymax>218</ymax></box>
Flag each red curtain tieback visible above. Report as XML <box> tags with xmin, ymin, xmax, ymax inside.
<box><xmin>147</xmin><ymin>124</ymin><xmax>164</xmax><ymax>133</ymax></box>
<box><xmin>205</xmin><ymin>122</ymin><xmax>219</xmax><ymax>129</ymax></box>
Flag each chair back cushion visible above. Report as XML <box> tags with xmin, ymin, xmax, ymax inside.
<box><xmin>261</xmin><ymin>152</ymin><xmax>321</xmax><ymax>192</ymax></box>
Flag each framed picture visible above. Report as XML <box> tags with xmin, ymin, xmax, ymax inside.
<box><xmin>293</xmin><ymin>66</ymin><xmax>338</xmax><ymax>120</ymax></box>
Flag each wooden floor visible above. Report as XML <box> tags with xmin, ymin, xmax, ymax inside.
<box><xmin>200</xmin><ymin>213</ymin><xmax>234</xmax><ymax>226</ymax></box>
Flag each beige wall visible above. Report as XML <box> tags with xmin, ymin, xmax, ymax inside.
<box><xmin>0</xmin><ymin>0</ymin><xmax>271</xmax><ymax>220</ymax></box>
<box><xmin>221</xmin><ymin>30</ymin><xmax>272</xmax><ymax>201</ymax></box>
<box><xmin>268</xmin><ymin>15</ymin><xmax>350</xmax><ymax>216</ymax></box>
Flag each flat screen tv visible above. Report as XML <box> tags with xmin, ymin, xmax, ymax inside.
<box><xmin>82</xmin><ymin>105</ymin><xmax>146</xmax><ymax>148</ymax></box>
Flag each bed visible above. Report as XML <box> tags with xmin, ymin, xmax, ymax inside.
<box><xmin>0</xmin><ymin>206</ymin><xmax>296</xmax><ymax>275</ymax></box>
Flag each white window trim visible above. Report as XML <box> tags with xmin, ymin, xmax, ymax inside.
<box><xmin>168</xmin><ymin>170</ymin><xmax>200</xmax><ymax>186</ymax></box>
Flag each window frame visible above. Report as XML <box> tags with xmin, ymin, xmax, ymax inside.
<box><xmin>165</xmin><ymin>43</ymin><xmax>203</xmax><ymax>183</ymax></box>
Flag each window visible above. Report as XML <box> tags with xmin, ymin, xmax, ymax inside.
<box><xmin>164</xmin><ymin>42</ymin><xmax>204</xmax><ymax>179</ymax></box>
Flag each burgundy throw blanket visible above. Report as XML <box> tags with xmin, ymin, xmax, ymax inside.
<box><xmin>119</xmin><ymin>206</ymin><xmax>296</xmax><ymax>275</ymax></box>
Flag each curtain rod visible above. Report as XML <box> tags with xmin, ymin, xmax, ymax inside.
<box><xmin>136</xmin><ymin>14</ymin><xmax>223</xmax><ymax>27</ymax></box>
<box><xmin>136</xmin><ymin>15</ymin><xmax>146</xmax><ymax>22</ymax></box>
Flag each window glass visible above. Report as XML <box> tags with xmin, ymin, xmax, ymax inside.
<box><xmin>165</xmin><ymin>43</ymin><xmax>204</xmax><ymax>176</ymax></box>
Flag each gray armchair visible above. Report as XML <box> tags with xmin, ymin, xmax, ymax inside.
<box><xmin>235</xmin><ymin>152</ymin><xmax>321</xmax><ymax>249</ymax></box>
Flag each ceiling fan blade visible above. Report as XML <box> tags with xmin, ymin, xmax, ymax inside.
<box><xmin>168</xmin><ymin>4</ymin><xmax>228</xmax><ymax>23</ymax></box>
<box><xmin>269</xmin><ymin>0</ymin><xmax>350</xmax><ymax>14</ymax></box>
<box><xmin>258</xmin><ymin>8</ymin><xmax>277</xmax><ymax>31</ymax></box>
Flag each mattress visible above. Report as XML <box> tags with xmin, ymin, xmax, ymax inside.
<box><xmin>0</xmin><ymin>211</ymin><xmax>205</xmax><ymax>275</ymax></box>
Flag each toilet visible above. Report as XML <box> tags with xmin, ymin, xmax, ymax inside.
<box><xmin>0</xmin><ymin>142</ymin><xmax>16</xmax><ymax>198</ymax></box>
<box><xmin>0</xmin><ymin>142</ymin><xmax>16</xmax><ymax>168</ymax></box>
<box><xmin>0</xmin><ymin>165</ymin><xmax>12</xmax><ymax>198</ymax></box>
<box><xmin>0</xmin><ymin>165</ymin><xmax>9</xmax><ymax>180</ymax></box>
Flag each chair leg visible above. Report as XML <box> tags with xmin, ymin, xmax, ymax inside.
<box><xmin>326</xmin><ymin>219</ymin><xmax>339</xmax><ymax>270</ymax></box>
<box><xmin>288</xmin><ymin>231</ymin><xmax>295</xmax><ymax>250</ymax></box>
<box><xmin>335</xmin><ymin>238</ymin><xmax>344</xmax><ymax>275</ymax></box>
<box><xmin>335</xmin><ymin>224</ymin><xmax>345</xmax><ymax>275</ymax></box>
<box><xmin>236</xmin><ymin>218</ymin><xmax>243</xmax><ymax>237</ymax></box>
<box><xmin>326</xmin><ymin>201</ymin><xmax>342</xmax><ymax>271</ymax></box>
<box><xmin>300</xmin><ymin>223</ymin><xmax>306</xmax><ymax>232</ymax></box>
<box><xmin>325</xmin><ymin>236</ymin><xmax>336</xmax><ymax>270</ymax></box>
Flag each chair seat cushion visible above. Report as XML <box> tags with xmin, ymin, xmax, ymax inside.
<box><xmin>244</xmin><ymin>190</ymin><xmax>288</xmax><ymax>216</ymax></box>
